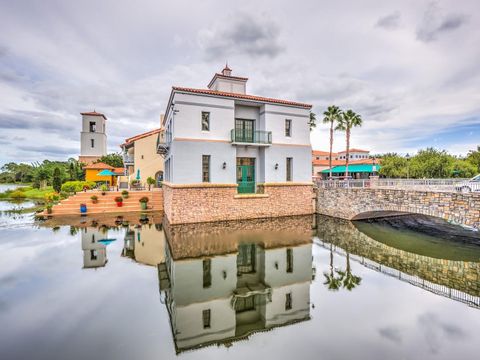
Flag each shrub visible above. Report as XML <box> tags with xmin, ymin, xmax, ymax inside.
<box><xmin>44</xmin><ymin>192</ymin><xmax>60</xmax><ymax>203</ymax></box>
<box><xmin>139</xmin><ymin>196</ymin><xmax>149</xmax><ymax>203</ymax></box>
<box><xmin>46</xmin><ymin>204</ymin><xmax>53</xmax><ymax>214</ymax></box>
<box><xmin>114</xmin><ymin>196</ymin><xmax>123</xmax><ymax>202</ymax></box>
<box><xmin>147</xmin><ymin>176</ymin><xmax>155</xmax><ymax>190</ymax></box>
<box><xmin>130</xmin><ymin>179</ymin><xmax>140</xmax><ymax>186</ymax></box>
<box><xmin>100</xmin><ymin>184</ymin><xmax>109</xmax><ymax>192</ymax></box>
<box><xmin>10</xmin><ymin>190</ymin><xmax>26</xmax><ymax>199</ymax></box>
<box><xmin>61</xmin><ymin>181</ymin><xmax>95</xmax><ymax>193</ymax></box>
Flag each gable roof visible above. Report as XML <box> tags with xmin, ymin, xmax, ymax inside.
<box><xmin>83</xmin><ymin>162</ymin><xmax>114</xmax><ymax>170</ymax></box>
<box><xmin>171</xmin><ymin>86</ymin><xmax>312</xmax><ymax>109</ymax></box>
<box><xmin>81</xmin><ymin>111</ymin><xmax>107</xmax><ymax>120</ymax></box>
<box><xmin>120</xmin><ymin>128</ymin><xmax>161</xmax><ymax>147</ymax></box>
<box><xmin>312</xmin><ymin>150</ymin><xmax>338</xmax><ymax>157</ymax></box>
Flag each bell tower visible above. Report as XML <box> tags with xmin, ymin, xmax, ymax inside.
<box><xmin>79</xmin><ymin>111</ymin><xmax>107</xmax><ymax>164</ymax></box>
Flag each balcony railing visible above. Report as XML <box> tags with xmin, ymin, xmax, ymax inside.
<box><xmin>157</xmin><ymin>131</ymin><xmax>170</xmax><ymax>155</ymax></box>
<box><xmin>230</xmin><ymin>129</ymin><xmax>272</xmax><ymax>145</ymax></box>
<box><xmin>123</xmin><ymin>154</ymin><xmax>134</xmax><ymax>165</ymax></box>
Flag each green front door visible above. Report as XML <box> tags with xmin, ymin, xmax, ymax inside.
<box><xmin>236</xmin><ymin>158</ymin><xmax>255</xmax><ymax>193</ymax></box>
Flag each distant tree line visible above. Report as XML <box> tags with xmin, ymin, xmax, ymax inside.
<box><xmin>0</xmin><ymin>153</ymin><xmax>124</xmax><ymax>188</ymax></box>
<box><xmin>377</xmin><ymin>147</ymin><xmax>480</xmax><ymax>178</ymax></box>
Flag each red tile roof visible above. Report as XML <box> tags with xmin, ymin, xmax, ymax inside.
<box><xmin>338</xmin><ymin>148</ymin><xmax>369</xmax><ymax>153</ymax></box>
<box><xmin>83</xmin><ymin>162</ymin><xmax>114</xmax><ymax>170</ymax></box>
<box><xmin>173</xmin><ymin>86</ymin><xmax>312</xmax><ymax>109</ymax></box>
<box><xmin>81</xmin><ymin>111</ymin><xmax>107</xmax><ymax>120</ymax></box>
<box><xmin>113</xmin><ymin>167</ymin><xmax>125</xmax><ymax>175</ymax></box>
<box><xmin>121</xmin><ymin>128</ymin><xmax>161</xmax><ymax>147</ymax></box>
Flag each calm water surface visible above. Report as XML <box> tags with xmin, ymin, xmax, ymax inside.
<box><xmin>0</xmin><ymin>212</ymin><xmax>479</xmax><ymax>360</ymax></box>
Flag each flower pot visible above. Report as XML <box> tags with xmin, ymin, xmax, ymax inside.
<box><xmin>47</xmin><ymin>208</ymin><xmax>52</xmax><ymax>214</ymax></box>
<box><xmin>116</xmin><ymin>202</ymin><xmax>123</xmax><ymax>207</ymax></box>
<box><xmin>140</xmin><ymin>201</ymin><xmax>147</xmax><ymax>210</ymax></box>
<box><xmin>80</xmin><ymin>204</ymin><xmax>87</xmax><ymax>213</ymax></box>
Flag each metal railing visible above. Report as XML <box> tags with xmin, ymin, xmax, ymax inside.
<box><xmin>314</xmin><ymin>178</ymin><xmax>468</xmax><ymax>192</ymax></box>
<box><xmin>157</xmin><ymin>131</ymin><xmax>170</xmax><ymax>155</ymax></box>
<box><xmin>231</xmin><ymin>129</ymin><xmax>272</xmax><ymax>144</ymax></box>
<box><xmin>123</xmin><ymin>154</ymin><xmax>134</xmax><ymax>165</ymax></box>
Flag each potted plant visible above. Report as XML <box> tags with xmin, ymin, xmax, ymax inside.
<box><xmin>46</xmin><ymin>204</ymin><xmax>53</xmax><ymax>214</ymax></box>
<box><xmin>91</xmin><ymin>195</ymin><xmax>98</xmax><ymax>204</ymax></box>
<box><xmin>115</xmin><ymin>196</ymin><xmax>123</xmax><ymax>207</ymax></box>
<box><xmin>101</xmin><ymin>184</ymin><xmax>108</xmax><ymax>195</ymax></box>
<box><xmin>147</xmin><ymin>176</ymin><xmax>155</xmax><ymax>190</ymax></box>
<box><xmin>139</xmin><ymin>196</ymin><xmax>149</xmax><ymax>210</ymax></box>
<box><xmin>121</xmin><ymin>190</ymin><xmax>129</xmax><ymax>199</ymax></box>
<box><xmin>80</xmin><ymin>203</ymin><xmax>87</xmax><ymax>214</ymax></box>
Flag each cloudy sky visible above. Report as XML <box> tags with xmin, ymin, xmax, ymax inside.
<box><xmin>0</xmin><ymin>0</ymin><xmax>479</xmax><ymax>165</ymax></box>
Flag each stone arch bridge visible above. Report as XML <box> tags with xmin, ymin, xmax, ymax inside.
<box><xmin>316</xmin><ymin>188</ymin><xmax>480</xmax><ymax>229</ymax></box>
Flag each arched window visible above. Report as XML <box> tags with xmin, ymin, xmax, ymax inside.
<box><xmin>155</xmin><ymin>171</ymin><xmax>164</xmax><ymax>187</ymax></box>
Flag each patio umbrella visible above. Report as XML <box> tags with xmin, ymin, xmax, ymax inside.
<box><xmin>97</xmin><ymin>170</ymin><xmax>117</xmax><ymax>176</ymax></box>
<box><xmin>98</xmin><ymin>238</ymin><xmax>117</xmax><ymax>246</ymax></box>
<box><xmin>136</xmin><ymin>169</ymin><xmax>140</xmax><ymax>180</ymax></box>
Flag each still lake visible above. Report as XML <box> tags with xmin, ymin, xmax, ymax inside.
<box><xmin>0</xmin><ymin>201</ymin><xmax>479</xmax><ymax>360</ymax></box>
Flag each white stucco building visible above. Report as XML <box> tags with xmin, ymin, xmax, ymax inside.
<box><xmin>160</xmin><ymin>240</ymin><xmax>313</xmax><ymax>353</ymax></box>
<box><xmin>158</xmin><ymin>66</ymin><xmax>314</xmax><ymax>224</ymax></box>
<box><xmin>79</xmin><ymin>111</ymin><xmax>108</xmax><ymax>164</ymax></box>
<box><xmin>159</xmin><ymin>66</ymin><xmax>312</xmax><ymax>192</ymax></box>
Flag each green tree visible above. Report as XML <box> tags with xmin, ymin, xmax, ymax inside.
<box><xmin>409</xmin><ymin>148</ymin><xmax>453</xmax><ymax>178</ymax></box>
<box><xmin>378</xmin><ymin>153</ymin><xmax>408</xmax><ymax>178</ymax></box>
<box><xmin>323</xmin><ymin>105</ymin><xmax>343</xmax><ymax>179</ymax></box>
<box><xmin>336</xmin><ymin>110</ymin><xmax>363</xmax><ymax>178</ymax></box>
<box><xmin>323</xmin><ymin>244</ymin><xmax>342</xmax><ymax>291</ymax></box>
<box><xmin>466</xmin><ymin>146</ymin><xmax>480</xmax><ymax>172</ymax></box>
<box><xmin>52</xmin><ymin>167</ymin><xmax>62</xmax><ymax>193</ymax></box>
<box><xmin>309</xmin><ymin>111</ymin><xmax>317</xmax><ymax>131</ymax></box>
<box><xmin>450</xmin><ymin>159</ymin><xmax>477</xmax><ymax>178</ymax></box>
<box><xmin>146</xmin><ymin>176</ymin><xmax>156</xmax><ymax>190</ymax></box>
<box><xmin>96</xmin><ymin>153</ymin><xmax>124</xmax><ymax>168</ymax></box>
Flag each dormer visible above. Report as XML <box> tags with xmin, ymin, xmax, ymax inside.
<box><xmin>207</xmin><ymin>64</ymin><xmax>248</xmax><ymax>94</ymax></box>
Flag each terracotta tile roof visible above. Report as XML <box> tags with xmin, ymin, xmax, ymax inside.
<box><xmin>173</xmin><ymin>86</ymin><xmax>312</xmax><ymax>109</ymax></box>
<box><xmin>83</xmin><ymin>162</ymin><xmax>114</xmax><ymax>170</ymax></box>
<box><xmin>113</xmin><ymin>167</ymin><xmax>125</xmax><ymax>175</ymax></box>
<box><xmin>312</xmin><ymin>158</ymin><xmax>379</xmax><ymax>167</ymax></box>
<box><xmin>338</xmin><ymin>148</ymin><xmax>369</xmax><ymax>153</ymax></box>
<box><xmin>121</xmin><ymin>128</ymin><xmax>161</xmax><ymax>147</ymax></box>
<box><xmin>81</xmin><ymin>111</ymin><xmax>107</xmax><ymax>120</ymax></box>
<box><xmin>312</xmin><ymin>150</ymin><xmax>338</xmax><ymax>157</ymax></box>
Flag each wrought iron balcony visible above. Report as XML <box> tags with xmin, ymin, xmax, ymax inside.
<box><xmin>230</xmin><ymin>129</ymin><xmax>272</xmax><ymax>145</ymax></box>
<box><xmin>157</xmin><ymin>131</ymin><xmax>170</xmax><ymax>156</ymax></box>
<box><xmin>123</xmin><ymin>154</ymin><xmax>134</xmax><ymax>165</ymax></box>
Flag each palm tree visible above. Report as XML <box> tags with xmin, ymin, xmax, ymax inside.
<box><xmin>339</xmin><ymin>253</ymin><xmax>362</xmax><ymax>291</ymax></box>
<box><xmin>309</xmin><ymin>111</ymin><xmax>317</xmax><ymax>131</ymax></box>
<box><xmin>322</xmin><ymin>106</ymin><xmax>343</xmax><ymax>179</ymax></box>
<box><xmin>336</xmin><ymin>110</ymin><xmax>362</xmax><ymax>179</ymax></box>
<box><xmin>323</xmin><ymin>243</ymin><xmax>342</xmax><ymax>291</ymax></box>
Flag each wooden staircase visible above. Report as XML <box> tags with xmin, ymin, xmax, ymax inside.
<box><xmin>43</xmin><ymin>190</ymin><xmax>163</xmax><ymax>216</ymax></box>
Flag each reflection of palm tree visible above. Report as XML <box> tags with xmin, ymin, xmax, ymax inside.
<box><xmin>323</xmin><ymin>244</ymin><xmax>342</xmax><ymax>291</ymax></box>
<box><xmin>337</xmin><ymin>253</ymin><xmax>362</xmax><ymax>291</ymax></box>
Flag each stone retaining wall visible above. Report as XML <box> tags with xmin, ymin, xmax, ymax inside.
<box><xmin>163</xmin><ymin>182</ymin><xmax>314</xmax><ymax>224</ymax></box>
<box><xmin>316</xmin><ymin>188</ymin><xmax>480</xmax><ymax>229</ymax></box>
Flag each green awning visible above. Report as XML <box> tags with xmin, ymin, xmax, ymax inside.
<box><xmin>322</xmin><ymin>164</ymin><xmax>381</xmax><ymax>174</ymax></box>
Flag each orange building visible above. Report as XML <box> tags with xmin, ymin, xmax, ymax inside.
<box><xmin>84</xmin><ymin>162</ymin><xmax>124</xmax><ymax>186</ymax></box>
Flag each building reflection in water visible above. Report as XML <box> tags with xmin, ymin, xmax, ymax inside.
<box><xmin>315</xmin><ymin>214</ymin><xmax>480</xmax><ymax>308</ymax></box>
<box><xmin>122</xmin><ymin>223</ymin><xmax>166</xmax><ymax>266</ymax></box>
<box><xmin>158</xmin><ymin>215</ymin><xmax>315</xmax><ymax>354</ymax></box>
<box><xmin>81</xmin><ymin>227</ymin><xmax>112</xmax><ymax>269</ymax></box>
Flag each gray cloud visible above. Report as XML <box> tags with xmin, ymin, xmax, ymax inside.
<box><xmin>198</xmin><ymin>13</ymin><xmax>284</xmax><ymax>60</ymax></box>
<box><xmin>416</xmin><ymin>2</ymin><xmax>468</xmax><ymax>42</ymax></box>
<box><xmin>0</xmin><ymin>111</ymin><xmax>75</xmax><ymax>132</ymax></box>
<box><xmin>18</xmin><ymin>145</ymin><xmax>78</xmax><ymax>156</ymax></box>
<box><xmin>376</xmin><ymin>11</ymin><xmax>401</xmax><ymax>30</ymax></box>
<box><xmin>418</xmin><ymin>312</ymin><xmax>466</xmax><ymax>354</ymax></box>
<box><xmin>379</xmin><ymin>326</ymin><xmax>403</xmax><ymax>344</ymax></box>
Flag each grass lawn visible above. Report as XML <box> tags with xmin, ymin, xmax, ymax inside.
<box><xmin>0</xmin><ymin>186</ymin><xmax>54</xmax><ymax>200</ymax></box>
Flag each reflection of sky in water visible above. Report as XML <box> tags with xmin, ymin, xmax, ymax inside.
<box><xmin>0</xmin><ymin>220</ymin><xmax>478</xmax><ymax>360</ymax></box>
<box><xmin>0</xmin><ymin>200</ymin><xmax>36</xmax><ymax>229</ymax></box>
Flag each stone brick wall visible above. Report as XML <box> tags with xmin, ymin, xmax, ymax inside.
<box><xmin>316</xmin><ymin>188</ymin><xmax>480</xmax><ymax>229</ymax></box>
<box><xmin>163</xmin><ymin>182</ymin><xmax>314</xmax><ymax>224</ymax></box>
<box><xmin>316</xmin><ymin>215</ymin><xmax>480</xmax><ymax>297</ymax></box>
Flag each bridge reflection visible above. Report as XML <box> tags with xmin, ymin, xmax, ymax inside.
<box><xmin>315</xmin><ymin>215</ymin><xmax>480</xmax><ymax>308</ymax></box>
